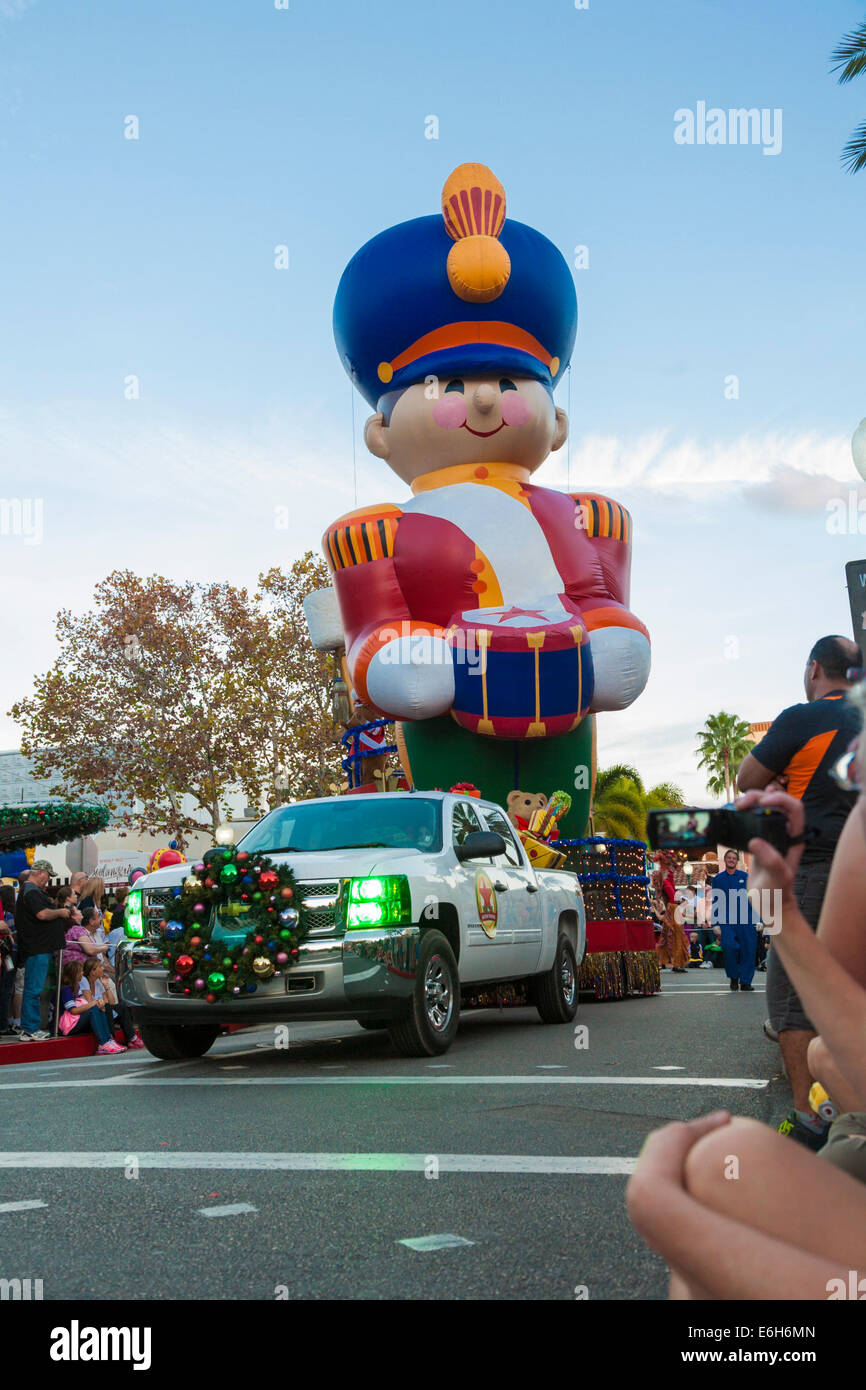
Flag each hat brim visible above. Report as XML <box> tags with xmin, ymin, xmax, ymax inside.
<box><xmin>381</xmin><ymin>345</ymin><xmax>555</xmax><ymax>405</ymax></box>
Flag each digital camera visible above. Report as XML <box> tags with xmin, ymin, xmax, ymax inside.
<box><xmin>646</xmin><ymin>806</ymin><xmax>794</xmax><ymax>856</ymax></box>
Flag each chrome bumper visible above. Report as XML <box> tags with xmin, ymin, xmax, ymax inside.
<box><xmin>116</xmin><ymin>926</ymin><xmax>420</xmax><ymax>1024</ymax></box>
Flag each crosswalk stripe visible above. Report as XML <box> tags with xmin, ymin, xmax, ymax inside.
<box><xmin>0</xmin><ymin>1152</ymin><xmax>638</xmax><ymax>1175</ymax></box>
<box><xmin>0</xmin><ymin>1199</ymin><xmax>49</xmax><ymax>1212</ymax></box>
<box><xmin>0</xmin><ymin>1073</ymin><xmax>768</xmax><ymax>1092</ymax></box>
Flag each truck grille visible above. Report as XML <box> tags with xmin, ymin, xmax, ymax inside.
<box><xmin>299</xmin><ymin>881</ymin><xmax>340</xmax><ymax>936</ymax></box>
<box><xmin>144</xmin><ymin>880</ymin><xmax>342</xmax><ymax>942</ymax></box>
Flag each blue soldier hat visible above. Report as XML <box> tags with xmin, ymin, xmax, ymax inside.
<box><xmin>333</xmin><ymin>163</ymin><xmax>577</xmax><ymax>410</ymax></box>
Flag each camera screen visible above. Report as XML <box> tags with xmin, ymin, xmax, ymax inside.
<box><xmin>652</xmin><ymin>810</ymin><xmax>711</xmax><ymax>848</ymax></box>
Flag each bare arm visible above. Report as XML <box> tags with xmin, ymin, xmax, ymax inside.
<box><xmin>77</xmin><ymin>934</ymin><xmax>109</xmax><ymax>958</ymax></box>
<box><xmin>736</xmin><ymin>752</ymin><xmax>776</xmax><ymax>792</ymax></box>
<box><xmin>769</xmin><ymin>901</ymin><xmax>866</xmax><ymax>1106</ymax></box>
<box><xmin>816</xmin><ymin>809</ymin><xmax>866</xmax><ymax>989</ymax></box>
<box><xmin>741</xmin><ymin>788</ymin><xmax>866</xmax><ymax>1103</ymax></box>
<box><xmin>35</xmin><ymin>906</ymin><xmax>70</xmax><ymax>921</ymax></box>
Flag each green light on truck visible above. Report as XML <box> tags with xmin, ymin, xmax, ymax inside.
<box><xmin>125</xmin><ymin>889</ymin><xmax>144</xmax><ymax>939</ymax></box>
<box><xmin>345</xmin><ymin>875</ymin><xmax>411</xmax><ymax>930</ymax></box>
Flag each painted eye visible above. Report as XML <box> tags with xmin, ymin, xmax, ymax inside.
<box><xmin>499</xmin><ymin>378</ymin><xmax>517</xmax><ymax>392</ymax></box>
<box><xmin>444</xmin><ymin>379</ymin><xmax>464</xmax><ymax>394</ymax></box>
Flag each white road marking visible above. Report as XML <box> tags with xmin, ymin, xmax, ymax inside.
<box><xmin>661</xmin><ymin>990</ymin><xmax>766</xmax><ymax>996</ymax></box>
<box><xmin>0</xmin><ymin>1073</ymin><xmax>769</xmax><ymax>1092</ymax></box>
<box><xmin>399</xmin><ymin>1233</ymin><xmax>475</xmax><ymax>1251</ymax></box>
<box><xmin>0</xmin><ymin>1199</ymin><xmax>48</xmax><ymax>1212</ymax></box>
<box><xmin>536</xmin><ymin>1065</ymin><xmax>565</xmax><ymax>1070</ymax></box>
<box><xmin>197</xmin><ymin>1202</ymin><xmax>259</xmax><ymax>1217</ymax></box>
<box><xmin>0</xmin><ymin>1152</ymin><xmax>638</xmax><ymax>1175</ymax></box>
<box><xmin>653</xmin><ymin>1066</ymin><xmax>684</xmax><ymax>1071</ymax></box>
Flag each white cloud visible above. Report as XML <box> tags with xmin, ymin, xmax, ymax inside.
<box><xmin>548</xmin><ymin>427</ymin><xmax>858</xmax><ymax>508</ymax></box>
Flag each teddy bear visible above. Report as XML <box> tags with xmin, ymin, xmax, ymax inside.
<box><xmin>506</xmin><ymin>790</ymin><xmax>547</xmax><ymax>833</ymax></box>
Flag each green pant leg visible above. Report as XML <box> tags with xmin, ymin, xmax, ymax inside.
<box><xmin>399</xmin><ymin>716</ymin><xmax>593</xmax><ymax>838</ymax></box>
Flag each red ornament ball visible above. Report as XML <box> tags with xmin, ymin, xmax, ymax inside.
<box><xmin>280</xmin><ymin>887</ymin><xmax>293</xmax><ymax>900</ymax></box>
<box><xmin>190</xmin><ymin>936</ymin><xmax>202</xmax><ymax>948</ymax></box>
<box><xmin>254</xmin><ymin>935</ymin><xmax>263</xmax><ymax>945</ymax></box>
<box><xmin>206</xmin><ymin>993</ymin><xmax>216</xmax><ymax>1004</ymax></box>
<box><xmin>176</xmin><ymin>954</ymin><xmax>195</xmax><ymax>977</ymax></box>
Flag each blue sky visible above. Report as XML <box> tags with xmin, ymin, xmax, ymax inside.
<box><xmin>1</xmin><ymin>0</ymin><xmax>865</xmax><ymax>800</ymax></box>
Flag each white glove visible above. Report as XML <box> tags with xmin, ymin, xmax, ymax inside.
<box><xmin>365</xmin><ymin>634</ymin><xmax>455</xmax><ymax>721</ymax></box>
<box><xmin>588</xmin><ymin>627</ymin><xmax>651</xmax><ymax>712</ymax></box>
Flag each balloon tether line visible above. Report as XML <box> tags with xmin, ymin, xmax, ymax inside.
<box><xmin>350</xmin><ymin>374</ymin><xmax>358</xmax><ymax>507</ymax></box>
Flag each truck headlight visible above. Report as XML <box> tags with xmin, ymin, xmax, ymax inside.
<box><xmin>345</xmin><ymin>875</ymin><xmax>411</xmax><ymax>930</ymax></box>
<box><xmin>125</xmin><ymin>889</ymin><xmax>145</xmax><ymax>939</ymax></box>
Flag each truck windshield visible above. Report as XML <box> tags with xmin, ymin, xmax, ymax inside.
<box><xmin>237</xmin><ymin>798</ymin><xmax>443</xmax><ymax>855</ymax></box>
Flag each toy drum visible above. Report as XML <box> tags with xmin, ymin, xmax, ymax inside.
<box><xmin>448</xmin><ymin>600</ymin><xmax>594</xmax><ymax>739</ymax></box>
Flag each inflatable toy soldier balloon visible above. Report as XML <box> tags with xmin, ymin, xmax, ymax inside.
<box><xmin>321</xmin><ymin>163</ymin><xmax>650</xmax><ymax>835</ymax></box>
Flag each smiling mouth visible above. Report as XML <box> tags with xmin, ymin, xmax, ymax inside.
<box><xmin>462</xmin><ymin>422</ymin><xmax>505</xmax><ymax>437</ymax></box>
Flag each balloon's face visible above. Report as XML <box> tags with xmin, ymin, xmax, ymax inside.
<box><xmin>365</xmin><ymin>375</ymin><xmax>568</xmax><ymax>486</ymax></box>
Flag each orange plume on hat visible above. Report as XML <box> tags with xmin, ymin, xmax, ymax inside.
<box><xmin>441</xmin><ymin>163</ymin><xmax>511</xmax><ymax>304</ymax></box>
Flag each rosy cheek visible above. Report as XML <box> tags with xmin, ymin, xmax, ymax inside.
<box><xmin>500</xmin><ymin>392</ymin><xmax>532</xmax><ymax>427</ymax></box>
<box><xmin>432</xmin><ymin>395</ymin><xmax>467</xmax><ymax>429</ymax></box>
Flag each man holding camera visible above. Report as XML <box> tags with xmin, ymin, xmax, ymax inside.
<box><xmin>737</xmin><ymin>634</ymin><xmax>861</xmax><ymax>1148</ymax></box>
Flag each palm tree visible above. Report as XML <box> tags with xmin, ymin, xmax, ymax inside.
<box><xmin>592</xmin><ymin>773</ymin><xmax>646</xmax><ymax>840</ymax></box>
<box><xmin>831</xmin><ymin>21</ymin><xmax>866</xmax><ymax>173</ymax></box>
<box><xmin>593</xmin><ymin>767</ymin><xmax>685</xmax><ymax>841</ymax></box>
<box><xmin>695</xmin><ymin>712</ymin><xmax>753</xmax><ymax>803</ymax></box>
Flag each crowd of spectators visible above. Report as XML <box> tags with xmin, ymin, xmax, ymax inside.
<box><xmin>0</xmin><ymin>868</ymin><xmax>141</xmax><ymax>1052</ymax></box>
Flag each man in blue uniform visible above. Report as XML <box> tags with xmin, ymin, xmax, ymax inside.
<box><xmin>710</xmin><ymin>849</ymin><xmax>758</xmax><ymax>991</ymax></box>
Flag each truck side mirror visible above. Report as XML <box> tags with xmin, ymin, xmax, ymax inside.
<box><xmin>455</xmin><ymin>831</ymin><xmax>507</xmax><ymax>862</ymax></box>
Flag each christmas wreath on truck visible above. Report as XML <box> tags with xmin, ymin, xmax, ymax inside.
<box><xmin>160</xmin><ymin>846</ymin><xmax>311</xmax><ymax>1001</ymax></box>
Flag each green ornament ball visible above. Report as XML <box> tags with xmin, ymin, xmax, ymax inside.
<box><xmin>207</xmin><ymin>971</ymin><xmax>227</xmax><ymax>993</ymax></box>
<box><xmin>220</xmin><ymin>863</ymin><xmax>239</xmax><ymax>884</ymax></box>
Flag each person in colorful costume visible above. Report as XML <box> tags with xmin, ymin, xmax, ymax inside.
<box><xmin>324</xmin><ymin>164</ymin><xmax>650</xmax><ymax>834</ymax></box>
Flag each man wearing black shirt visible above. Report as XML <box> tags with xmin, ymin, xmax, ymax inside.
<box><xmin>738</xmin><ymin>634</ymin><xmax>861</xmax><ymax>1148</ymax></box>
<box><xmin>16</xmin><ymin>859</ymin><xmax>71</xmax><ymax>1041</ymax></box>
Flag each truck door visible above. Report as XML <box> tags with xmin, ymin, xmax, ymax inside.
<box><xmin>451</xmin><ymin>799</ymin><xmax>527</xmax><ymax>981</ymax></box>
<box><xmin>479</xmin><ymin>805</ymin><xmax>544</xmax><ymax>974</ymax></box>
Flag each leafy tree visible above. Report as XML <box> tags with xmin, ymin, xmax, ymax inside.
<box><xmin>9</xmin><ymin>556</ymin><xmax>343</xmax><ymax>847</ymax></box>
<box><xmin>695</xmin><ymin>712</ymin><xmax>754</xmax><ymax>802</ymax></box>
<box><xmin>831</xmin><ymin>20</ymin><xmax>866</xmax><ymax>172</ymax></box>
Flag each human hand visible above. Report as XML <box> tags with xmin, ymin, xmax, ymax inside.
<box><xmin>628</xmin><ymin>1111</ymin><xmax>731</xmax><ymax>1203</ymax></box>
<box><xmin>736</xmin><ymin>789</ymin><xmax>805</xmax><ymax>914</ymax></box>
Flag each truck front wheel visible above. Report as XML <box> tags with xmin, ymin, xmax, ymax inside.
<box><xmin>535</xmin><ymin>934</ymin><xmax>579</xmax><ymax>1024</ymax></box>
<box><xmin>138</xmin><ymin>1023</ymin><xmax>220</xmax><ymax>1060</ymax></box>
<box><xmin>388</xmin><ymin>930</ymin><xmax>460</xmax><ymax>1057</ymax></box>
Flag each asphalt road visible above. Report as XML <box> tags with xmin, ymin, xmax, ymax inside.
<box><xmin>0</xmin><ymin>970</ymin><xmax>787</xmax><ymax>1301</ymax></box>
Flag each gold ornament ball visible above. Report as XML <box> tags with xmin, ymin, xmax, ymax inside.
<box><xmin>252</xmin><ymin>955</ymin><xmax>275</xmax><ymax>979</ymax></box>
<box><xmin>184</xmin><ymin>876</ymin><xmax>199</xmax><ymax>891</ymax></box>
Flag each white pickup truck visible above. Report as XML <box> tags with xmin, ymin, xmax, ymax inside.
<box><xmin>117</xmin><ymin>791</ymin><xmax>585</xmax><ymax>1059</ymax></box>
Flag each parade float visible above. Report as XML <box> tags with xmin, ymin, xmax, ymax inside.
<box><xmin>0</xmin><ymin>799</ymin><xmax>110</xmax><ymax>872</ymax></box>
<box><xmin>305</xmin><ymin>162</ymin><xmax>658</xmax><ymax>1001</ymax></box>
